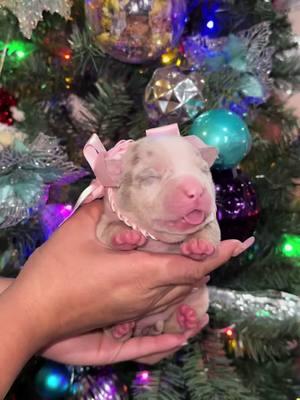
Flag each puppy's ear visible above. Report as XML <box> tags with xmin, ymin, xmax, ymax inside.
<box><xmin>185</xmin><ymin>135</ymin><xmax>218</xmax><ymax>167</ymax></box>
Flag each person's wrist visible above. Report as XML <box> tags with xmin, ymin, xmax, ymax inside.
<box><xmin>0</xmin><ymin>283</ymin><xmax>46</xmax><ymax>359</ymax></box>
<box><xmin>7</xmin><ymin>250</ymin><xmax>61</xmax><ymax>352</ymax></box>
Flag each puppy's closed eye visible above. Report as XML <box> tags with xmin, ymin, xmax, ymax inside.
<box><xmin>137</xmin><ymin>169</ymin><xmax>162</xmax><ymax>185</ymax></box>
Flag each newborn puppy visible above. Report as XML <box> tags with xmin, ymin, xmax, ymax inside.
<box><xmin>96</xmin><ymin>124</ymin><xmax>221</xmax><ymax>340</ymax></box>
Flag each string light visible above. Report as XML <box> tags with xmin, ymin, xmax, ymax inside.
<box><xmin>206</xmin><ymin>20</ymin><xmax>214</xmax><ymax>29</ymax></box>
<box><xmin>64</xmin><ymin>76</ymin><xmax>73</xmax><ymax>90</ymax></box>
<box><xmin>134</xmin><ymin>370</ymin><xmax>151</xmax><ymax>386</ymax></box>
<box><xmin>0</xmin><ymin>40</ymin><xmax>35</xmax><ymax>61</ymax></box>
<box><xmin>176</xmin><ymin>58</ymin><xmax>182</xmax><ymax>66</ymax></box>
<box><xmin>280</xmin><ymin>234</ymin><xmax>300</xmax><ymax>259</ymax></box>
<box><xmin>228</xmin><ymin>338</ymin><xmax>237</xmax><ymax>351</ymax></box>
<box><xmin>225</xmin><ymin>328</ymin><xmax>234</xmax><ymax>337</ymax></box>
<box><xmin>161</xmin><ymin>48</ymin><xmax>178</xmax><ymax>65</ymax></box>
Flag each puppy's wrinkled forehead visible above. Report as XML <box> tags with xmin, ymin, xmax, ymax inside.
<box><xmin>124</xmin><ymin>136</ymin><xmax>199</xmax><ymax>172</ymax></box>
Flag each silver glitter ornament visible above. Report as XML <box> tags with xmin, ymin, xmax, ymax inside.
<box><xmin>0</xmin><ymin>132</ymin><xmax>85</xmax><ymax>229</ymax></box>
<box><xmin>85</xmin><ymin>0</ymin><xmax>187</xmax><ymax>63</ymax></box>
<box><xmin>144</xmin><ymin>66</ymin><xmax>207</xmax><ymax>123</ymax></box>
<box><xmin>0</xmin><ymin>0</ymin><xmax>72</xmax><ymax>39</ymax></box>
<box><xmin>209</xmin><ymin>287</ymin><xmax>300</xmax><ymax>326</ymax></box>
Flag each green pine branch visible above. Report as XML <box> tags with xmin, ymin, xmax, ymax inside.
<box><xmin>132</xmin><ymin>360</ymin><xmax>184</xmax><ymax>400</ymax></box>
<box><xmin>182</xmin><ymin>336</ymin><xmax>258</xmax><ymax>400</ymax></box>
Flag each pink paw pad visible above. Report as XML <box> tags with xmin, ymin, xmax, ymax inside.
<box><xmin>180</xmin><ymin>239</ymin><xmax>215</xmax><ymax>260</ymax></box>
<box><xmin>112</xmin><ymin>230</ymin><xmax>146</xmax><ymax>250</ymax></box>
<box><xmin>177</xmin><ymin>304</ymin><xmax>198</xmax><ymax>330</ymax></box>
<box><xmin>112</xmin><ymin>322</ymin><xmax>135</xmax><ymax>339</ymax></box>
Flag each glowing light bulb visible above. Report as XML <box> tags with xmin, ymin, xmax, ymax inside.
<box><xmin>16</xmin><ymin>50</ymin><xmax>25</xmax><ymax>59</ymax></box>
<box><xmin>280</xmin><ymin>234</ymin><xmax>300</xmax><ymax>258</ymax></box>
<box><xmin>226</xmin><ymin>329</ymin><xmax>233</xmax><ymax>337</ymax></box>
<box><xmin>206</xmin><ymin>20</ymin><xmax>214</xmax><ymax>29</ymax></box>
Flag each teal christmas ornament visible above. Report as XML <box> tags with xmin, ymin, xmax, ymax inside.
<box><xmin>189</xmin><ymin>109</ymin><xmax>252</xmax><ymax>169</ymax></box>
<box><xmin>35</xmin><ymin>361</ymin><xmax>71</xmax><ymax>399</ymax></box>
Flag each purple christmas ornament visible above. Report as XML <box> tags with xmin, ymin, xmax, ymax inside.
<box><xmin>212</xmin><ymin>169</ymin><xmax>260</xmax><ymax>241</ymax></box>
<box><xmin>40</xmin><ymin>203</ymin><xmax>73</xmax><ymax>239</ymax></box>
<box><xmin>76</xmin><ymin>369</ymin><xmax>128</xmax><ymax>400</ymax></box>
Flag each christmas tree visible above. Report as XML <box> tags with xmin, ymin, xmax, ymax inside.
<box><xmin>1</xmin><ymin>0</ymin><xmax>300</xmax><ymax>399</ymax></box>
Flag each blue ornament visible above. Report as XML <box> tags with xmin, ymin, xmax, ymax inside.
<box><xmin>189</xmin><ymin>109</ymin><xmax>252</xmax><ymax>169</ymax></box>
<box><xmin>35</xmin><ymin>361</ymin><xmax>71</xmax><ymax>399</ymax></box>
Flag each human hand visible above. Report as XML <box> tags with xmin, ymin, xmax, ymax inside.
<box><xmin>0</xmin><ymin>279</ymin><xmax>208</xmax><ymax>367</ymax></box>
<box><xmin>0</xmin><ymin>220</ymin><xmax>253</xmax><ymax>399</ymax></box>
<box><xmin>41</xmin><ymin>325</ymin><xmax>202</xmax><ymax>366</ymax></box>
<box><xmin>3</xmin><ymin>201</ymin><xmax>254</xmax><ymax>353</ymax></box>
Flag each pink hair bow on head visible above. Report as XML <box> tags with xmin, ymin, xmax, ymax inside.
<box><xmin>73</xmin><ymin>134</ymin><xmax>134</xmax><ymax>211</ymax></box>
<box><xmin>146</xmin><ymin>123</ymin><xmax>181</xmax><ymax>137</ymax></box>
<box><xmin>146</xmin><ymin>124</ymin><xmax>218</xmax><ymax>167</ymax></box>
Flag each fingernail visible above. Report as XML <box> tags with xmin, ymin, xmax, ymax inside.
<box><xmin>181</xmin><ymin>341</ymin><xmax>189</xmax><ymax>347</ymax></box>
<box><xmin>233</xmin><ymin>236</ymin><xmax>255</xmax><ymax>257</ymax></box>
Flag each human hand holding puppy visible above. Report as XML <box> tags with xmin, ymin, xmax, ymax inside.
<box><xmin>0</xmin><ymin>199</ymin><xmax>252</xmax><ymax>398</ymax></box>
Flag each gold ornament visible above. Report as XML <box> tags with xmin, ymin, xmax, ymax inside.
<box><xmin>0</xmin><ymin>0</ymin><xmax>72</xmax><ymax>39</ymax></box>
<box><xmin>85</xmin><ymin>0</ymin><xmax>187</xmax><ymax>63</ymax></box>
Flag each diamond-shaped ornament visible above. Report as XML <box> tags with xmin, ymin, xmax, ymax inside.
<box><xmin>144</xmin><ymin>66</ymin><xmax>207</xmax><ymax>123</ymax></box>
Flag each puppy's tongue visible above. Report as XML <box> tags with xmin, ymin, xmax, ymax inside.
<box><xmin>183</xmin><ymin>210</ymin><xmax>204</xmax><ymax>225</ymax></box>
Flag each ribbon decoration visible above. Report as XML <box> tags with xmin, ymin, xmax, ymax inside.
<box><xmin>146</xmin><ymin>123</ymin><xmax>181</xmax><ymax>137</ymax></box>
<box><xmin>73</xmin><ymin>134</ymin><xmax>133</xmax><ymax>211</ymax></box>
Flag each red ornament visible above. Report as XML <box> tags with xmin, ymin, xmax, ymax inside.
<box><xmin>0</xmin><ymin>88</ymin><xmax>17</xmax><ymax>125</ymax></box>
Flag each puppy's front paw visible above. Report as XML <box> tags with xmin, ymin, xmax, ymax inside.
<box><xmin>112</xmin><ymin>228</ymin><xmax>146</xmax><ymax>250</ymax></box>
<box><xmin>180</xmin><ymin>238</ymin><xmax>216</xmax><ymax>260</ymax></box>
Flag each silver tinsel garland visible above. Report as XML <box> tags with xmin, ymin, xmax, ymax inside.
<box><xmin>209</xmin><ymin>286</ymin><xmax>300</xmax><ymax>324</ymax></box>
<box><xmin>0</xmin><ymin>0</ymin><xmax>72</xmax><ymax>38</ymax></box>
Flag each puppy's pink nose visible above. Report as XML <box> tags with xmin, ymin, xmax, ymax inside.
<box><xmin>179</xmin><ymin>177</ymin><xmax>204</xmax><ymax>200</ymax></box>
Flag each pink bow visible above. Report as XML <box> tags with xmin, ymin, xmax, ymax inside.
<box><xmin>73</xmin><ymin>134</ymin><xmax>133</xmax><ymax>209</ymax></box>
<box><xmin>146</xmin><ymin>123</ymin><xmax>181</xmax><ymax>137</ymax></box>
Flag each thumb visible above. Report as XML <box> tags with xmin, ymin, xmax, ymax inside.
<box><xmin>116</xmin><ymin>332</ymin><xmax>188</xmax><ymax>362</ymax></box>
<box><xmin>199</xmin><ymin>236</ymin><xmax>255</xmax><ymax>276</ymax></box>
<box><xmin>161</xmin><ymin>237</ymin><xmax>255</xmax><ymax>286</ymax></box>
